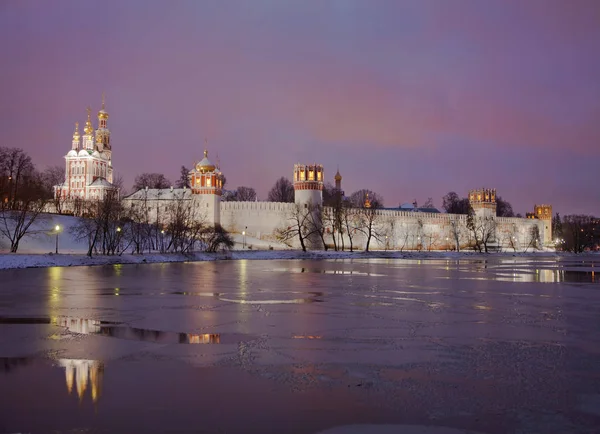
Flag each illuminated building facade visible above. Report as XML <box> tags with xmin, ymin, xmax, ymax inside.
<box><xmin>54</xmin><ymin>94</ymin><xmax>117</xmax><ymax>202</ymax></box>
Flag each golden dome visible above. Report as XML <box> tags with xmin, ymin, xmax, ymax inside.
<box><xmin>334</xmin><ymin>170</ymin><xmax>342</xmax><ymax>181</ymax></box>
<box><xmin>195</xmin><ymin>150</ymin><xmax>216</xmax><ymax>173</ymax></box>
<box><xmin>98</xmin><ymin>92</ymin><xmax>109</xmax><ymax>120</ymax></box>
<box><xmin>83</xmin><ymin>107</ymin><xmax>93</xmax><ymax>135</ymax></box>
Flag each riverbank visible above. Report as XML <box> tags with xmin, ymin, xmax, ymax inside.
<box><xmin>0</xmin><ymin>249</ymin><xmax>572</xmax><ymax>270</ymax></box>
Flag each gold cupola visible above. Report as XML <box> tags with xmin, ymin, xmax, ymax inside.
<box><xmin>72</xmin><ymin>122</ymin><xmax>80</xmax><ymax>140</ymax></box>
<box><xmin>97</xmin><ymin>92</ymin><xmax>109</xmax><ymax>121</ymax></box>
<box><xmin>195</xmin><ymin>149</ymin><xmax>216</xmax><ymax>173</ymax></box>
<box><xmin>83</xmin><ymin>107</ymin><xmax>94</xmax><ymax>135</ymax></box>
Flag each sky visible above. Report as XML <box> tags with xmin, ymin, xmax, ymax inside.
<box><xmin>1</xmin><ymin>0</ymin><xmax>599</xmax><ymax>215</ymax></box>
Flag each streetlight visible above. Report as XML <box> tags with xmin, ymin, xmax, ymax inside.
<box><xmin>242</xmin><ymin>227</ymin><xmax>247</xmax><ymax>249</ymax></box>
<box><xmin>54</xmin><ymin>225</ymin><xmax>61</xmax><ymax>254</ymax></box>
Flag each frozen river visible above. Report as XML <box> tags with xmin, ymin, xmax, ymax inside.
<box><xmin>1</xmin><ymin>256</ymin><xmax>599</xmax><ymax>434</ymax></box>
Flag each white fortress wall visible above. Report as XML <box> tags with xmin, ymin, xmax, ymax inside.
<box><xmin>495</xmin><ymin>216</ymin><xmax>545</xmax><ymax>249</ymax></box>
<box><xmin>220</xmin><ymin>201</ymin><xmax>294</xmax><ymax>241</ymax></box>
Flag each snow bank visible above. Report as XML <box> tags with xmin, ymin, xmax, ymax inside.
<box><xmin>0</xmin><ymin>249</ymin><xmax>570</xmax><ymax>270</ymax></box>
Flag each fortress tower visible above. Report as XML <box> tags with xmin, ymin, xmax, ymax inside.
<box><xmin>533</xmin><ymin>204</ymin><xmax>553</xmax><ymax>245</ymax></box>
<box><xmin>189</xmin><ymin>148</ymin><xmax>223</xmax><ymax>226</ymax></box>
<box><xmin>293</xmin><ymin>163</ymin><xmax>324</xmax><ymax>207</ymax></box>
<box><xmin>468</xmin><ymin>188</ymin><xmax>497</xmax><ymax>218</ymax></box>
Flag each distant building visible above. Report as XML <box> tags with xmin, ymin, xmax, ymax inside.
<box><xmin>54</xmin><ymin>95</ymin><xmax>117</xmax><ymax>203</ymax></box>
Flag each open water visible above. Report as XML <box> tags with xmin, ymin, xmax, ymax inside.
<box><xmin>0</xmin><ymin>256</ymin><xmax>599</xmax><ymax>433</ymax></box>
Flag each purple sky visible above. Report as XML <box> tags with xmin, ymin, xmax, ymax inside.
<box><xmin>1</xmin><ymin>0</ymin><xmax>599</xmax><ymax>215</ymax></box>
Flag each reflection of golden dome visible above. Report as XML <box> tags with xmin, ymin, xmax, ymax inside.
<box><xmin>195</xmin><ymin>150</ymin><xmax>216</xmax><ymax>173</ymax></box>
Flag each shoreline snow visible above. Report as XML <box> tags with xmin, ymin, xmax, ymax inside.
<box><xmin>0</xmin><ymin>249</ymin><xmax>590</xmax><ymax>270</ymax></box>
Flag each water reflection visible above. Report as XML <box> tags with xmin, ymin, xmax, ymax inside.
<box><xmin>268</xmin><ymin>267</ymin><xmax>385</xmax><ymax>277</ymax></box>
<box><xmin>0</xmin><ymin>316</ymin><xmax>227</xmax><ymax>344</ymax></box>
<box><xmin>58</xmin><ymin>359</ymin><xmax>104</xmax><ymax>403</ymax></box>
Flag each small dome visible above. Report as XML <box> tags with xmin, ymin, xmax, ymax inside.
<box><xmin>67</xmin><ymin>150</ymin><xmax>78</xmax><ymax>157</ymax></box>
<box><xmin>334</xmin><ymin>170</ymin><xmax>342</xmax><ymax>181</ymax></box>
<box><xmin>195</xmin><ymin>150</ymin><xmax>216</xmax><ymax>173</ymax></box>
<box><xmin>78</xmin><ymin>149</ymin><xmax>89</xmax><ymax>157</ymax></box>
<box><xmin>98</xmin><ymin>109</ymin><xmax>109</xmax><ymax>120</ymax></box>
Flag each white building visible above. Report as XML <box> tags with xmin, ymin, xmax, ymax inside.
<box><xmin>54</xmin><ymin>95</ymin><xmax>117</xmax><ymax>202</ymax></box>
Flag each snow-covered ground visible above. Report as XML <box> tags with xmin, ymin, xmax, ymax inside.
<box><xmin>0</xmin><ymin>212</ymin><xmax>582</xmax><ymax>270</ymax></box>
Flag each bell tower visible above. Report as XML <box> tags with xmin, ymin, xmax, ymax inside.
<box><xmin>95</xmin><ymin>93</ymin><xmax>111</xmax><ymax>161</ymax></box>
<box><xmin>189</xmin><ymin>146</ymin><xmax>223</xmax><ymax>226</ymax></box>
<box><xmin>82</xmin><ymin>107</ymin><xmax>94</xmax><ymax>151</ymax></box>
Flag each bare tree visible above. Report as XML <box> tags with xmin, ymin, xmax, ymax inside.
<box><xmin>501</xmin><ymin>223</ymin><xmax>519</xmax><ymax>252</ymax></box>
<box><xmin>70</xmin><ymin>191</ymin><xmax>125</xmax><ymax>257</ymax></box>
<box><xmin>267</xmin><ymin>177</ymin><xmax>294</xmax><ymax>203</ymax></box>
<box><xmin>355</xmin><ymin>205</ymin><xmax>384</xmax><ymax>252</ymax></box>
<box><xmin>442</xmin><ymin>192</ymin><xmax>471</xmax><ymax>215</ymax></box>
<box><xmin>41</xmin><ymin>165</ymin><xmax>66</xmax><ymax>214</ymax></box>
<box><xmin>0</xmin><ymin>147</ymin><xmax>35</xmax><ymax>210</ymax></box>
<box><xmin>276</xmin><ymin>203</ymin><xmax>318</xmax><ymax>251</ymax></box>
<box><xmin>163</xmin><ymin>191</ymin><xmax>206</xmax><ymax>253</ymax></box>
<box><xmin>524</xmin><ymin>225</ymin><xmax>541</xmax><ymax>252</ymax></box>
<box><xmin>306</xmin><ymin>204</ymin><xmax>328</xmax><ymax>250</ymax></box>
<box><xmin>422</xmin><ymin>197</ymin><xmax>435</xmax><ymax>209</ymax></box>
<box><xmin>340</xmin><ymin>203</ymin><xmax>358</xmax><ymax>252</ymax></box>
<box><xmin>448</xmin><ymin>217</ymin><xmax>468</xmax><ymax>252</ymax></box>
<box><xmin>201</xmin><ymin>225</ymin><xmax>234</xmax><ymax>253</ymax></box>
<box><xmin>467</xmin><ymin>212</ymin><xmax>497</xmax><ymax>253</ymax></box>
<box><xmin>235</xmin><ymin>186</ymin><xmax>257</xmax><ymax>202</ymax></box>
<box><xmin>0</xmin><ymin>171</ymin><xmax>48</xmax><ymax>253</ymax></box>
<box><xmin>132</xmin><ymin>173</ymin><xmax>171</xmax><ymax>191</ymax></box>
<box><xmin>397</xmin><ymin>222</ymin><xmax>410</xmax><ymax>252</ymax></box>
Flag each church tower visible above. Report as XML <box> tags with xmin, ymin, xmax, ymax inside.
<box><xmin>55</xmin><ymin>96</ymin><xmax>117</xmax><ymax>206</ymax></box>
<box><xmin>71</xmin><ymin>122</ymin><xmax>80</xmax><ymax>151</ymax></box>
<box><xmin>293</xmin><ymin>163</ymin><xmax>323</xmax><ymax>207</ymax></box>
<box><xmin>82</xmin><ymin>107</ymin><xmax>94</xmax><ymax>151</ymax></box>
<box><xmin>189</xmin><ymin>147</ymin><xmax>223</xmax><ymax>226</ymax></box>
<box><xmin>95</xmin><ymin>93</ymin><xmax>112</xmax><ymax>161</ymax></box>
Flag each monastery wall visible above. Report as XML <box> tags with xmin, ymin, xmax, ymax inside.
<box><xmin>220</xmin><ymin>201</ymin><xmax>294</xmax><ymax>242</ymax></box>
